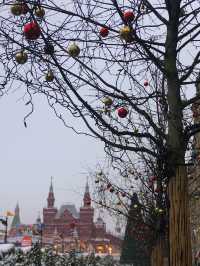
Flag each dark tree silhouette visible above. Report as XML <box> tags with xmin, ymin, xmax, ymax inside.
<box><xmin>120</xmin><ymin>193</ymin><xmax>150</xmax><ymax>266</ymax></box>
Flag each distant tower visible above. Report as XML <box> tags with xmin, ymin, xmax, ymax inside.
<box><xmin>83</xmin><ymin>180</ymin><xmax>91</xmax><ymax>207</ymax></box>
<box><xmin>47</xmin><ymin>177</ymin><xmax>55</xmax><ymax>208</ymax></box>
<box><xmin>11</xmin><ymin>202</ymin><xmax>21</xmax><ymax>228</ymax></box>
<box><xmin>43</xmin><ymin>178</ymin><xmax>57</xmax><ymax>226</ymax></box>
<box><xmin>79</xmin><ymin>181</ymin><xmax>94</xmax><ymax>239</ymax></box>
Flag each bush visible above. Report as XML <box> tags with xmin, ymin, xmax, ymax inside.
<box><xmin>0</xmin><ymin>244</ymin><xmax>120</xmax><ymax>265</ymax></box>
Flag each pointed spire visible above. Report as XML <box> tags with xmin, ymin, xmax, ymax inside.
<box><xmin>15</xmin><ymin>202</ymin><xmax>19</xmax><ymax>213</ymax></box>
<box><xmin>50</xmin><ymin>176</ymin><xmax>54</xmax><ymax>193</ymax></box>
<box><xmin>47</xmin><ymin>177</ymin><xmax>55</xmax><ymax>208</ymax></box>
<box><xmin>11</xmin><ymin>202</ymin><xmax>21</xmax><ymax>228</ymax></box>
<box><xmin>83</xmin><ymin>179</ymin><xmax>91</xmax><ymax>207</ymax></box>
<box><xmin>85</xmin><ymin>178</ymin><xmax>89</xmax><ymax>194</ymax></box>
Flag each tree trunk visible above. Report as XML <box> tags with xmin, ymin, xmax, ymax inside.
<box><xmin>151</xmin><ymin>239</ymin><xmax>163</xmax><ymax>266</ymax></box>
<box><xmin>168</xmin><ymin>166</ymin><xmax>192</xmax><ymax>266</ymax></box>
<box><xmin>151</xmin><ymin>238</ymin><xmax>168</xmax><ymax>266</ymax></box>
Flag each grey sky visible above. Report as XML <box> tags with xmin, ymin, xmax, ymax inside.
<box><xmin>0</xmin><ymin>91</ymin><xmax>105</xmax><ymax>225</ymax></box>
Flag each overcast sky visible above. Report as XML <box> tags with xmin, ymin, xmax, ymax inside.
<box><xmin>0</xmin><ymin>91</ymin><xmax>105</xmax><ymax>226</ymax></box>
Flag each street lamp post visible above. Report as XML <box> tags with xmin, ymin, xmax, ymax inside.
<box><xmin>0</xmin><ymin>216</ymin><xmax>8</xmax><ymax>244</ymax></box>
<box><xmin>4</xmin><ymin>217</ymin><xmax>8</xmax><ymax>244</ymax></box>
<box><xmin>36</xmin><ymin>221</ymin><xmax>45</xmax><ymax>248</ymax></box>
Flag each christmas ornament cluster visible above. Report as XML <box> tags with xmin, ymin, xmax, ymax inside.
<box><xmin>11</xmin><ymin>1</ymin><xmax>80</xmax><ymax>83</ymax></box>
<box><xmin>11</xmin><ymin>2</ymin><xmax>149</xmax><ymax>118</ymax></box>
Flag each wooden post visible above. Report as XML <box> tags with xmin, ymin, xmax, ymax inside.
<box><xmin>168</xmin><ymin>166</ymin><xmax>192</xmax><ymax>266</ymax></box>
<box><xmin>151</xmin><ymin>238</ymin><xmax>168</xmax><ymax>266</ymax></box>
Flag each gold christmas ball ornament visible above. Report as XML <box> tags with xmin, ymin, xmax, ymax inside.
<box><xmin>11</xmin><ymin>3</ymin><xmax>22</xmax><ymax>16</ymax></box>
<box><xmin>102</xmin><ymin>97</ymin><xmax>113</xmax><ymax>106</ymax></box>
<box><xmin>35</xmin><ymin>7</ymin><xmax>45</xmax><ymax>18</ymax></box>
<box><xmin>119</xmin><ymin>26</ymin><xmax>134</xmax><ymax>42</ymax></box>
<box><xmin>15</xmin><ymin>51</ymin><xmax>28</xmax><ymax>64</ymax></box>
<box><xmin>45</xmin><ymin>70</ymin><xmax>54</xmax><ymax>82</ymax></box>
<box><xmin>158</xmin><ymin>208</ymin><xmax>164</xmax><ymax>214</ymax></box>
<box><xmin>68</xmin><ymin>43</ymin><xmax>80</xmax><ymax>57</ymax></box>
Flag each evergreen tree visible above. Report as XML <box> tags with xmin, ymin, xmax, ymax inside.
<box><xmin>15</xmin><ymin>249</ymin><xmax>25</xmax><ymax>265</ymax></box>
<box><xmin>25</xmin><ymin>243</ymin><xmax>42</xmax><ymax>266</ymax></box>
<box><xmin>42</xmin><ymin>247</ymin><xmax>58</xmax><ymax>266</ymax></box>
<box><xmin>120</xmin><ymin>193</ymin><xmax>150</xmax><ymax>266</ymax></box>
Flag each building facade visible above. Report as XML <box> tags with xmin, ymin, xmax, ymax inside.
<box><xmin>8</xmin><ymin>181</ymin><xmax>121</xmax><ymax>254</ymax></box>
<box><xmin>42</xmin><ymin>180</ymin><xmax>121</xmax><ymax>254</ymax></box>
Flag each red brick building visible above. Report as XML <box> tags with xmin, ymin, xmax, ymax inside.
<box><xmin>42</xmin><ymin>180</ymin><xmax>121</xmax><ymax>254</ymax></box>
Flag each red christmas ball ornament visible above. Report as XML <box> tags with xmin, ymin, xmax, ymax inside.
<box><xmin>117</xmin><ymin>107</ymin><xmax>128</xmax><ymax>118</ymax></box>
<box><xmin>100</xmin><ymin>27</ymin><xmax>109</xmax><ymax>37</ymax></box>
<box><xmin>123</xmin><ymin>10</ymin><xmax>135</xmax><ymax>22</ymax></box>
<box><xmin>24</xmin><ymin>21</ymin><xmax>41</xmax><ymax>40</ymax></box>
<box><xmin>144</xmin><ymin>80</ymin><xmax>149</xmax><ymax>87</ymax></box>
